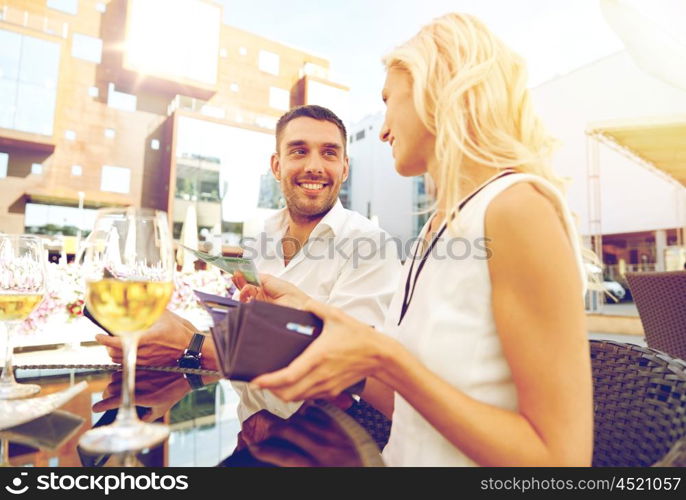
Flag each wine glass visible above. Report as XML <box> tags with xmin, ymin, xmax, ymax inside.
<box><xmin>0</xmin><ymin>235</ymin><xmax>45</xmax><ymax>400</ymax></box>
<box><xmin>78</xmin><ymin>208</ymin><xmax>174</xmax><ymax>453</ymax></box>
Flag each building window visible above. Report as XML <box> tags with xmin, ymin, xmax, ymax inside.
<box><xmin>0</xmin><ymin>152</ymin><xmax>8</xmax><ymax>178</ymax></box>
<box><xmin>71</xmin><ymin>165</ymin><xmax>82</xmax><ymax>176</ymax></box>
<box><xmin>65</xmin><ymin>130</ymin><xmax>76</xmax><ymax>140</ymax></box>
<box><xmin>101</xmin><ymin>165</ymin><xmax>131</xmax><ymax>194</ymax></box>
<box><xmin>269</xmin><ymin>87</ymin><xmax>289</xmax><ymax>111</ymax></box>
<box><xmin>340</xmin><ymin>162</ymin><xmax>352</xmax><ymax>209</ymax></box>
<box><xmin>219</xmin><ymin>48</ymin><xmax>228</xmax><ymax>58</ymax></box>
<box><xmin>125</xmin><ymin>0</ymin><xmax>220</xmax><ymax>85</ymax></box>
<box><xmin>239</xmin><ymin>46</ymin><xmax>247</xmax><ymax>56</ymax></box>
<box><xmin>200</xmin><ymin>105</ymin><xmax>225</xmax><ymax>119</ymax></box>
<box><xmin>31</xmin><ymin>163</ymin><xmax>43</xmax><ymax>175</ymax></box>
<box><xmin>257</xmin><ymin>171</ymin><xmax>283</xmax><ymax>209</ymax></box>
<box><xmin>230</xmin><ymin>82</ymin><xmax>239</xmax><ymax>93</ymax></box>
<box><xmin>47</xmin><ymin>0</ymin><xmax>78</xmax><ymax>15</ymax></box>
<box><xmin>107</xmin><ymin>83</ymin><xmax>137</xmax><ymax>112</ymax></box>
<box><xmin>104</xmin><ymin>128</ymin><xmax>116</xmax><ymax>139</ymax></box>
<box><xmin>258</xmin><ymin>50</ymin><xmax>279</xmax><ymax>75</ymax></box>
<box><xmin>25</xmin><ymin>202</ymin><xmax>97</xmax><ymax>236</ymax></box>
<box><xmin>255</xmin><ymin>115</ymin><xmax>277</xmax><ymax>130</ymax></box>
<box><xmin>302</xmin><ymin>62</ymin><xmax>328</xmax><ymax>79</ymax></box>
<box><xmin>88</xmin><ymin>86</ymin><xmax>99</xmax><ymax>97</ymax></box>
<box><xmin>95</xmin><ymin>2</ymin><xmax>106</xmax><ymax>13</ymax></box>
<box><xmin>0</xmin><ymin>29</ymin><xmax>60</xmax><ymax>136</ymax></box>
<box><xmin>71</xmin><ymin>33</ymin><xmax>102</xmax><ymax>63</ymax></box>
<box><xmin>413</xmin><ymin>175</ymin><xmax>431</xmax><ymax>237</ymax></box>
<box><xmin>355</xmin><ymin>129</ymin><xmax>365</xmax><ymax>141</ymax></box>
<box><xmin>150</xmin><ymin>139</ymin><xmax>160</xmax><ymax>150</ymax></box>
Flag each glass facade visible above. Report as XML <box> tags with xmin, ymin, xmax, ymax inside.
<box><xmin>175</xmin><ymin>160</ymin><xmax>221</xmax><ymax>203</ymax></box>
<box><xmin>413</xmin><ymin>175</ymin><xmax>431</xmax><ymax>236</ymax></box>
<box><xmin>340</xmin><ymin>162</ymin><xmax>352</xmax><ymax>209</ymax></box>
<box><xmin>47</xmin><ymin>0</ymin><xmax>78</xmax><ymax>15</ymax></box>
<box><xmin>0</xmin><ymin>29</ymin><xmax>60</xmax><ymax>136</ymax></box>
<box><xmin>24</xmin><ymin>202</ymin><xmax>97</xmax><ymax>236</ymax></box>
<box><xmin>175</xmin><ymin>116</ymin><xmax>272</xmax><ymax>232</ymax></box>
<box><xmin>0</xmin><ymin>152</ymin><xmax>8</xmax><ymax>178</ymax></box>
<box><xmin>257</xmin><ymin>172</ymin><xmax>283</xmax><ymax>210</ymax></box>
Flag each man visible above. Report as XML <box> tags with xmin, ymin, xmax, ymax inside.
<box><xmin>97</xmin><ymin>105</ymin><xmax>399</xmax><ymax>378</ymax></box>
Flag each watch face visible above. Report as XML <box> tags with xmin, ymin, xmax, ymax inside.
<box><xmin>178</xmin><ymin>354</ymin><xmax>201</xmax><ymax>369</ymax></box>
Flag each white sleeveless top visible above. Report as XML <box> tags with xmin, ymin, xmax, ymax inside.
<box><xmin>381</xmin><ymin>173</ymin><xmax>587</xmax><ymax>467</ymax></box>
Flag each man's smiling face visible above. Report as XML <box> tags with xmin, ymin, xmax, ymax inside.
<box><xmin>271</xmin><ymin>116</ymin><xmax>349</xmax><ymax>221</ymax></box>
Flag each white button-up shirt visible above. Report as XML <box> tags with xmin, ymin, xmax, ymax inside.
<box><xmin>241</xmin><ymin>199</ymin><xmax>400</xmax><ymax>328</ymax></box>
<box><xmin>232</xmin><ymin>199</ymin><xmax>401</xmax><ymax>422</ymax></box>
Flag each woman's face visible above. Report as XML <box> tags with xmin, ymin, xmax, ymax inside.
<box><xmin>379</xmin><ymin>68</ymin><xmax>436</xmax><ymax>177</ymax></box>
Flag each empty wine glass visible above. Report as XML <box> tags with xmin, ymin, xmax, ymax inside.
<box><xmin>0</xmin><ymin>235</ymin><xmax>45</xmax><ymax>400</ymax></box>
<box><xmin>78</xmin><ymin>208</ymin><xmax>174</xmax><ymax>453</ymax></box>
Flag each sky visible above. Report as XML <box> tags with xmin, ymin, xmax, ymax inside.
<box><xmin>217</xmin><ymin>0</ymin><xmax>625</xmax><ymax>123</ymax></box>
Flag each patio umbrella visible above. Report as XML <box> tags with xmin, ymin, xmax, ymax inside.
<box><xmin>177</xmin><ymin>204</ymin><xmax>199</xmax><ymax>272</ymax></box>
<box><xmin>601</xmin><ymin>0</ymin><xmax>686</xmax><ymax>91</ymax></box>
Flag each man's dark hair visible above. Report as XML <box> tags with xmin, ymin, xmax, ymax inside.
<box><xmin>275</xmin><ymin>105</ymin><xmax>347</xmax><ymax>154</ymax></box>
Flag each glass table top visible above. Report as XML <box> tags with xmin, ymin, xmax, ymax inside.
<box><xmin>0</xmin><ymin>365</ymin><xmax>384</xmax><ymax>467</ymax></box>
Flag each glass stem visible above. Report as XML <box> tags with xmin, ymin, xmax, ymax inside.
<box><xmin>115</xmin><ymin>334</ymin><xmax>140</xmax><ymax>427</ymax></box>
<box><xmin>0</xmin><ymin>439</ymin><xmax>9</xmax><ymax>466</ymax></box>
<box><xmin>0</xmin><ymin>321</ymin><xmax>18</xmax><ymax>387</ymax></box>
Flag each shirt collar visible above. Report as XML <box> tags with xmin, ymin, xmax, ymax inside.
<box><xmin>263</xmin><ymin>198</ymin><xmax>346</xmax><ymax>238</ymax></box>
<box><xmin>314</xmin><ymin>198</ymin><xmax>346</xmax><ymax>237</ymax></box>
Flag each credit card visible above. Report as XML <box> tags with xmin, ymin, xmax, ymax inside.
<box><xmin>179</xmin><ymin>245</ymin><xmax>261</xmax><ymax>286</ymax></box>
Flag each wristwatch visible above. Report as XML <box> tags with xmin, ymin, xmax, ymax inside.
<box><xmin>178</xmin><ymin>333</ymin><xmax>205</xmax><ymax>389</ymax></box>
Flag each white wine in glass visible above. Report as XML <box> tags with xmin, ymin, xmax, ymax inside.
<box><xmin>79</xmin><ymin>208</ymin><xmax>174</xmax><ymax>453</ymax></box>
<box><xmin>0</xmin><ymin>235</ymin><xmax>45</xmax><ymax>400</ymax></box>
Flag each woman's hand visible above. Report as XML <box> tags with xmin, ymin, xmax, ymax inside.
<box><xmin>233</xmin><ymin>272</ymin><xmax>310</xmax><ymax>310</ymax></box>
<box><xmin>251</xmin><ymin>299</ymin><xmax>390</xmax><ymax>402</ymax></box>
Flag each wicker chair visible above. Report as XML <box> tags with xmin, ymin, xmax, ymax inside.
<box><xmin>625</xmin><ymin>271</ymin><xmax>686</xmax><ymax>361</ymax></box>
<box><xmin>346</xmin><ymin>398</ymin><xmax>392</xmax><ymax>450</ymax></box>
<box><xmin>590</xmin><ymin>339</ymin><xmax>686</xmax><ymax>466</ymax></box>
<box><xmin>345</xmin><ymin>340</ymin><xmax>686</xmax><ymax>465</ymax></box>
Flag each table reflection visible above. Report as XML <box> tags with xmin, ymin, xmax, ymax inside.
<box><xmin>0</xmin><ymin>366</ymin><xmax>383</xmax><ymax>467</ymax></box>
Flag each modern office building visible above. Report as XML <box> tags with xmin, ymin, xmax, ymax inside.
<box><xmin>531</xmin><ymin>51</ymin><xmax>686</xmax><ymax>278</ymax></box>
<box><xmin>347</xmin><ymin>112</ymin><xmax>430</xmax><ymax>250</ymax></box>
<box><xmin>0</xmin><ymin>0</ymin><xmax>348</xmax><ymax>245</ymax></box>
<box><xmin>348</xmin><ymin>51</ymin><xmax>686</xmax><ymax>274</ymax></box>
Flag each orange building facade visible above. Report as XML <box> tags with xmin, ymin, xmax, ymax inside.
<box><xmin>0</xmin><ymin>0</ymin><xmax>348</xmax><ymax>241</ymax></box>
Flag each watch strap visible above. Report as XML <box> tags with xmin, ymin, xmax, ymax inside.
<box><xmin>187</xmin><ymin>332</ymin><xmax>205</xmax><ymax>354</ymax></box>
<box><xmin>184</xmin><ymin>373</ymin><xmax>205</xmax><ymax>390</ymax></box>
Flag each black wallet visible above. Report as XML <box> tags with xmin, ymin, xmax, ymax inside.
<box><xmin>194</xmin><ymin>291</ymin><xmax>364</xmax><ymax>394</ymax></box>
<box><xmin>195</xmin><ymin>291</ymin><xmax>321</xmax><ymax>381</ymax></box>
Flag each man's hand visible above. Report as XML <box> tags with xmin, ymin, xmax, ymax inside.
<box><xmin>233</xmin><ymin>272</ymin><xmax>310</xmax><ymax>309</ymax></box>
<box><xmin>95</xmin><ymin>309</ymin><xmax>217</xmax><ymax>369</ymax></box>
<box><xmin>92</xmin><ymin>370</ymin><xmax>193</xmax><ymax>422</ymax></box>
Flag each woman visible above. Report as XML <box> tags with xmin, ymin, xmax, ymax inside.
<box><xmin>240</xmin><ymin>13</ymin><xmax>593</xmax><ymax>466</ymax></box>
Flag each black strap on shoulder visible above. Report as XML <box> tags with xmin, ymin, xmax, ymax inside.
<box><xmin>397</xmin><ymin>170</ymin><xmax>516</xmax><ymax>326</ymax></box>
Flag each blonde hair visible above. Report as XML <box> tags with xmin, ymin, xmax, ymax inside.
<box><xmin>383</xmin><ymin>13</ymin><xmax>565</xmax><ymax>218</ymax></box>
